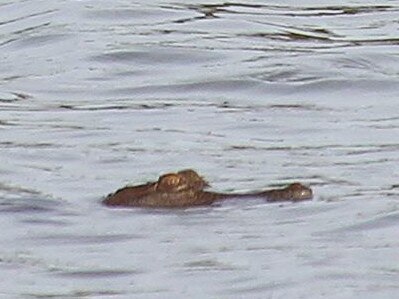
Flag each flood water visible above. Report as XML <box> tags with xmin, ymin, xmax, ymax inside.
<box><xmin>1</xmin><ymin>0</ymin><xmax>399</xmax><ymax>298</ymax></box>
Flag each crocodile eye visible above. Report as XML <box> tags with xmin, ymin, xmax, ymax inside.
<box><xmin>165</xmin><ymin>175</ymin><xmax>180</xmax><ymax>187</ymax></box>
<box><xmin>156</xmin><ymin>174</ymin><xmax>182</xmax><ymax>191</ymax></box>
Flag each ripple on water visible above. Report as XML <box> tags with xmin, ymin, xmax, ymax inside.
<box><xmin>55</xmin><ymin>268</ymin><xmax>141</xmax><ymax>278</ymax></box>
<box><xmin>91</xmin><ymin>48</ymin><xmax>222</xmax><ymax>65</ymax></box>
<box><xmin>330</xmin><ymin>211</ymin><xmax>399</xmax><ymax>233</ymax></box>
<box><xmin>29</xmin><ymin>233</ymin><xmax>144</xmax><ymax>246</ymax></box>
<box><xmin>183</xmin><ymin>258</ymin><xmax>242</xmax><ymax>272</ymax></box>
<box><xmin>0</xmin><ymin>91</ymin><xmax>31</xmax><ymax>103</ymax></box>
<box><xmin>0</xmin><ymin>183</ymin><xmax>57</xmax><ymax>213</ymax></box>
<box><xmin>84</xmin><ymin>6</ymin><xmax>191</xmax><ymax>23</ymax></box>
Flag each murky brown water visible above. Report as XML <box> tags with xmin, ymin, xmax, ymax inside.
<box><xmin>1</xmin><ymin>1</ymin><xmax>399</xmax><ymax>298</ymax></box>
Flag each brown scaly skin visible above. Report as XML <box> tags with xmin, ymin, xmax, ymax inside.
<box><xmin>176</xmin><ymin>169</ymin><xmax>210</xmax><ymax>191</ymax></box>
<box><xmin>103</xmin><ymin>170</ymin><xmax>312</xmax><ymax>208</ymax></box>
<box><xmin>119</xmin><ymin>189</ymin><xmax>219</xmax><ymax>208</ymax></box>
<box><xmin>156</xmin><ymin>170</ymin><xmax>209</xmax><ymax>192</ymax></box>
<box><xmin>116</xmin><ymin>183</ymin><xmax>312</xmax><ymax>208</ymax></box>
<box><xmin>263</xmin><ymin>183</ymin><xmax>313</xmax><ymax>202</ymax></box>
<box><xmin>103</xmin><ymin>169</ymin><xmax>209</xmax><ymax>206</ymax></box>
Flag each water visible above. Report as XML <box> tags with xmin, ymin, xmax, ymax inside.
<box><xmin>1</xmin><ymin>0</ymin><xmax>399</xmax><ymax>298</ymax></box>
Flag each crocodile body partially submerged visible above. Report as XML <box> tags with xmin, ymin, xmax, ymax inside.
<box><xmin>103</xmin><ymin>169</ymin><xmax>312</xmax><ymax>208</ymax></box>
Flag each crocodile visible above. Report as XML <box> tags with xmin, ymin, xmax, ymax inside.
<box><xmin>102</xmin><ymin>170</ymin><xmax>312</xmax><ymax>208</ymax></box>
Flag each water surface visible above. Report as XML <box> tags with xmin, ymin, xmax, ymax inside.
<box><xmin>1</xmin><ymin>0</ymin><xmax>399</xmax><ymax>298</ymax></box>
